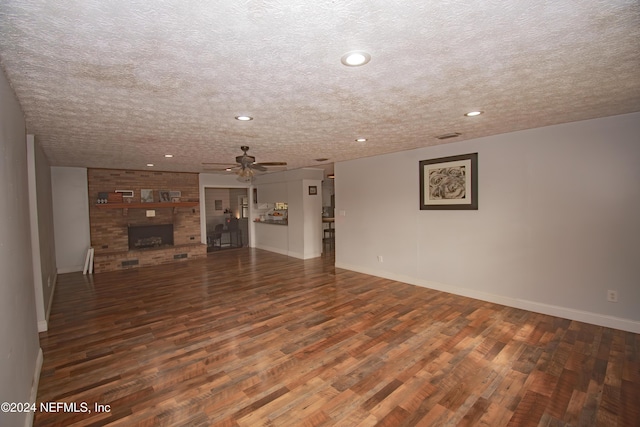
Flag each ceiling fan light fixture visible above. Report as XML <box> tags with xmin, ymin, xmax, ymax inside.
<box><xmin>235</xmin><ymin>115</ymin><xmax>253</xmax><ymax>121</ymax></box>
<box><xmin>237</xmin><ymin>167</ymin><xmax>255</xmax><ymax>178</ymax></box>
<box><xmin>341</xmin><ymin>51</ymin><xmax>371</xmax><ymax>67</ymax></box>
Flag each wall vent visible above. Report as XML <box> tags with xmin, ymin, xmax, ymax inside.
<box><xmin>174</xmin><ymin>253</ymin><xmax>187</xmax><ymax>259</ymax></box>
<box><xmin>122</xmin><ymin>259</ymin><xmax>139</xmax><ymax>267</ymax></box>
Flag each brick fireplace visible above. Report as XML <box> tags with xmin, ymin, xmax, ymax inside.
<box><xmin>88</xmin><ymin>169</ymin><xmax>207</xmax><ymax>273</ymax></box>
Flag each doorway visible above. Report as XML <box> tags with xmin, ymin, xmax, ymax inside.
<box><xmin>204</xmin><ymin>187</ymin><xmax>250</xmax><ymax>252</ymax></box>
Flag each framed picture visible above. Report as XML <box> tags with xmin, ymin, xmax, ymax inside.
<box><xmin>309</xmin><ymin>185</ymin><xmax>318</xmax><ymax>195</ymax></box>
<box><xmin>115</xmin><ymin>189</ymin><xmax>134</xmax><ymax>198</ymax></box>
<box><xmin>159</xmin><ymin>190</ymin><xmax>171</xmax><ymax>202</ymax></box>
<box><xmin>169</xmin><ymin>190</ymin><xmax>182</xmax><ymax>202</ymax></box>
<box><xmin>215</xmin><ymin>200</ymin><xmax>223</xmax><ymax>210</ymax></box>
<box><xmin>141</xmin><ymin>189</ymin><xmax>154</xmax><ymax>203</ymax></box>
<box><xmin>419</xmin><ymin>153</ymin><xmax>478</xmax><ymax>210</ymax></box>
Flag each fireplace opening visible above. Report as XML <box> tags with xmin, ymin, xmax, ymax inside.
<box><xmin>128</xmin><ymin>224</ymin><xmax>174</xmax><ymax>250</ymax></box>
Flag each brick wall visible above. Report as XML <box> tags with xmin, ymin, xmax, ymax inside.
<box><xmin>87</xmin><ymin>169</ymin><xmax>206</xmax><ymax>272</ymax></box>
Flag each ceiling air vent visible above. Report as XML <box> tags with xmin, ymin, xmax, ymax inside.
<box><xmin>435</xmin><ymin>132</ymin><xmax>462</xmax><ymax>140</ymax></box>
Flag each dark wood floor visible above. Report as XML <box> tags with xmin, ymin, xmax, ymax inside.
<box><xmin>35</xmin><ymin>248</ymin><xmax>639</xmax><ymax>426</ymax></box>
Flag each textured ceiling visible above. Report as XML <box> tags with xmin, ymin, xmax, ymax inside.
<box><xmin>0</xmin><ymin>1</ymin><xmax>639</xmax><ymax>175</ymax></box>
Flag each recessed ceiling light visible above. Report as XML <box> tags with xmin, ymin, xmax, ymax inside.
<box><xmin>355</xmin><ymin>138</ymin><xmax>367</xmax><ymax>142</ymax></box>
<box><xmin>164</xmin><ymin>154</ymin><xmax>173</xmax><ymax>158</ymax></box>
<box><xmin>146</xmin><ymin>163</ymin><xmax>154</xmax><ymax>167</ymax></box>
<box><xmin>341</xmin><ymin>51</ymin><xmax>371</xmax><ymax>67</ymax></box>
<box><xmin>235</xmin><ymin>115</ymin><xmax>253</xmax><ymax>121</ymax></box>
<box><xmin>465</xmin><ymin>111</ymin><xmax>483</xmax><ymax>117</ymax></box>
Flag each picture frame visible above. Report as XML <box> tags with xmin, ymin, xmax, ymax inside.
<box><xmin>141</xmin><ymin>189</ymin><xmax>154</xmax><ymax>203</ymax></box>
<box><xmin>115</xmin><ymin>189</ymin><xmax>134</xmax><ymax>198</ymax></box>
<box><xmin>159</xmin><ymin>190</ymin><xmax>171</xmax><ymax>202</ymax></box>
<box><xmin>309</xmin><ymin>185</ymin><xmax>318</xmax><ymax>195</ymax></box>
<box><xmin>215</xmin><ymin>200</ymin><xmax>223</xmax><ymax>210</ymax></box>
<box><xmin>169</xmin><ymin>190</ymin><xmax>181</xmax><ymax>199</ymax></box>
<box><xmin>419</xmin><ymin>153</ymin><xmax>478</xmax><ymax>210</ymax></box>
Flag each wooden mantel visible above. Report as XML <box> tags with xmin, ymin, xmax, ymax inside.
<box><xmin>95</xmin><ymin>201</ymin><xmax>199</xmax><ymax>215</ymax></box>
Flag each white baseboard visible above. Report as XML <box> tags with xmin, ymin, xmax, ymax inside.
<box><xmin>45</xmin><ymin>273</ymin><xmax>57</xmax><ymax>324</ymax></box>
<box><xmin>254</xmin><ymin>244</ymin><xmax>289</xmax><ymax>257</ymax></box>
<box><xmin>57</xmin><ymin>265</ymin><xmax>83</xmax><ymax>274</ymax></box>
<box><xmin>37</xmin><ymin>273</ymin><xmax>58</xmax><ymax>332</ymax></box>
<box><xmin>287</xmin><ymin>250</ymin><xmax>305</xmax><ymax>259</ymax></box>
<box><xmin>254</xmin><ymin>245</ymin><xmax>321</xmax><ymax>260</ymax></box>
<box><xmin>335</xmin><ymin>262</ymin><xmax>640</xmax><ymax>334</ymax></box>
<box><xmin>24</xmin><ymin>348</ymin><xmax>43</xmax><ymax>427</ymax></box>
<box><xmin>302</xmin><ymin>251</ymin><xmax>322</xmax><ymax>259</ymax></box>
<box><xmin>287</xmin><ymin>250</ymin><xmax>321</xmax><ymax>259</ymax></box>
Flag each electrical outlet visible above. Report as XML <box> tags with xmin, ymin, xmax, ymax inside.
<box><xmin>607</xmin><ymin>290</ymin><xmax>618</xmax><ymax>303</ymax></box>
<box><xmin>377</xmin><ymin>255</ymin><xmax>383</xmax><ymax>262</ymax></box>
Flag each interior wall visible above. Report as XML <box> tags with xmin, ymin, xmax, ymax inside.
<box><xmin>27</xmin><ymin>135</ymin><xmax>57</xmax><ymax>332</ymax></box>
<box><xmin>302</xmin><ymin>179</ymin><xmax>323</xmax><ymax>258</ymax></box>
<box><xmin>335</xmin><ymin>112</ymin><xmax>640</xmax><ymax>333</ymax></box>
<box><xmin>51</xmin><ymin>167</ymin><xmax>90</xmax><ymax>273</ymax></box>
<box><xmin>322</xmin><ymin>178</ymin><xmax>334</xmax><ymax>208</ymax></box>
<box><xmin>287</xmin><ymin>181</ymin><xmax>303</xmax><ymax>257</ymax></box>
<box><xmin>0</xmin><ymin>66</ymin><xmax>42</xmax><ymax>427</ymax></box>
<box><xmin>251</xmin><ymin>168</ymin><xmax>324</xmax><ymax>258</ymax></box>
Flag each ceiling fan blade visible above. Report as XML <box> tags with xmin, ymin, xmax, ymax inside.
<box><xmin>202</xmin><ymin>162</ymin><xmax>237</xmax><ymax>166</ymax></box>
<box><xmin>206</xmin><ymin>147</ymin><xmax>287</xmax><ymax>174</ymax></box>
<box><xmin>202</xmin><ymin>164</ymin><xmax>238</xmax><ymax>172</ymax></box>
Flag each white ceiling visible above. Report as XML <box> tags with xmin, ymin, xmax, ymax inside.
<box><xmin>1</xmin><ymin>1</ymin><xmax>639</xmax><ymax>176</ymax></box>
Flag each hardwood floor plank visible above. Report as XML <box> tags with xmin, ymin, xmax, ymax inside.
<box><xmin>33</xmin><ymin>248</ymin><xmax>639</xmax><ymax>426</ymax></box>
<box><xmin>506</xmin><ymin>390</ymin><xmax>549</xmax><ymax>427</ymax></box>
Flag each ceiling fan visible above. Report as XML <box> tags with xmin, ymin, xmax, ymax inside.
<box><xmin>202</xmin><ymin>146</ymin><xmax>287</xmax><ymax>181</ymax></box>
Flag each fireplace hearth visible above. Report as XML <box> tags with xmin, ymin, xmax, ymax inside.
<box><xmin>128</xmin><ymin>224</ymin><xmax>174</xmax><ymax>250</ymax></box>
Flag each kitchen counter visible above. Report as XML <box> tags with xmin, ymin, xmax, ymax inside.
<box><xmin>254</xmin><ymin>219</ymin><xmax>288</xmax><ymax>226</ymax></box>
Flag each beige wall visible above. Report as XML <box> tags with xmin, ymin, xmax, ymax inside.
<box><xmin>0</xmin><ymin>64</ymin><xmax>42</xmax><ymax>427</ymax></box>
<box><xmin>335</xmin><ymin>112</ymin><xmax>640</xmax><ymax>333</ymax></box>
